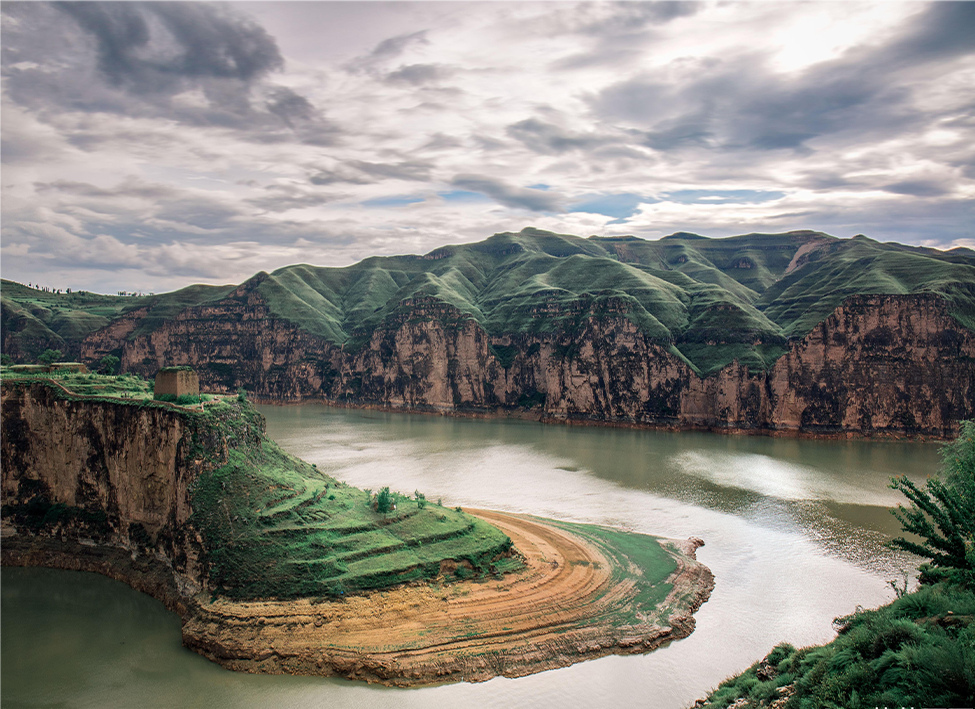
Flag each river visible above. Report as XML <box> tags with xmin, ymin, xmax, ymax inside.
<box><xmin>1</xmin><ymin>405</ymin><xmax>940</xmax><ymax>708</ymax></box>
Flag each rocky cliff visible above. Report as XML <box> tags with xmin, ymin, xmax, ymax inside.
<box><xmin>80</xmin><ymin>287</ymin><xmax>975</xmax><ymax>438</ymax></box>
<box><xmin>0</xmin><ymin>382</ymin><xmax>253</xmax><ymax>606</ymax></box>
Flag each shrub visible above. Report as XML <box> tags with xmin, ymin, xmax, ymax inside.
<box><xmin>99</xmin><ymin>355</ymin><xmax>120</xmax><ymax>375</ymax></box>
<box><xmin>37</xmin><ymin>349</ymin><xmax>62</xmax><ymax>366</ymax></box>
<box><xmin>376</xmin><ymin>487</ymin><xmax>393</xmax><ymax>514</ymax></box>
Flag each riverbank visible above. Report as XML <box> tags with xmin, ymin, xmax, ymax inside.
<box><xmin>251</xmin><ymin>396</ymin><xmax>952</xmax><ymax>441</ymax></box>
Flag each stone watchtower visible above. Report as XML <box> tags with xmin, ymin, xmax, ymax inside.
<box><xmin>154</xmin><ymin>367</ymin><xmax>200</xmax><ymax>398</ymax></box>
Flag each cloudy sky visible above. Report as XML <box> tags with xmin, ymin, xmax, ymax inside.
<box><xmin>2</xmin><ymin>1</ymin><xmax>973</xmax><ymax>293</ymax></box>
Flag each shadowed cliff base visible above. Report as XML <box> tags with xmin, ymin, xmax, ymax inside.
<box><xmin>0</xmin><ymin>375</ymin><xmax>713</xmax><ymax>685</ymax></box>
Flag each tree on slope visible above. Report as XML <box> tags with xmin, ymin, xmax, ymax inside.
<box><xmin>890</xmin><ymin>420</ymin><xmax>975</xmax><ymax>586</ymax></box>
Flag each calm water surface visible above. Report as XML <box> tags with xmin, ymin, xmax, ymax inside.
<box><xmin>2</xmin><ymin>406</ymin><xmax>941</xmax><ymax>708</ymax></box>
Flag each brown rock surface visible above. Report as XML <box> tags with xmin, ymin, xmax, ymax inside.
<box><xmin>81</xmin><ymin>288</ymin><xmax>975</xmax><ymax>437</ymax></box>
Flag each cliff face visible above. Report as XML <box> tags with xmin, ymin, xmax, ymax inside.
<box><xmin>0</xmin><ymin>383</ymin><xmax>250</xmax><ymax>598</ymax></box>
<box><xmin>80</xmin><ymin>280</ymin><xmax>975</xmax><ymax>437</ymax></box>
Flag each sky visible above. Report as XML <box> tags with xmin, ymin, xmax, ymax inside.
<box><xmin>2</xmin><ymin>1</ymin><xmax>974</xmax><ymax>294</ymax></box>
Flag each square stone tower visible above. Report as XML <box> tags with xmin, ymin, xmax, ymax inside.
<box><xmin>154</xmin><ymin>367</ymin><xmax>200</xmax><ymax>398</ymax></box>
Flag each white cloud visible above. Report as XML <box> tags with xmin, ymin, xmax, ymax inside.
<box><xmin>1</xmin><ymin>1</ymin><xmax>973</xmax><ymax>293</ymax></box>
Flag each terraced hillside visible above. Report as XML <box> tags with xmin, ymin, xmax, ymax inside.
<box><xmin>193</xmin><ymin>432</ymin><xmax>519</xmax><ymax>599</ymax></box>
<box><xmin>4</xmin><ymin>229</ymin><xmax>975</xmax><ymax>436</ymax></box>
<box><xmin>0</xmin><ymin>372</ymin><xmax>517</xmax><ymax>600</ymax></box>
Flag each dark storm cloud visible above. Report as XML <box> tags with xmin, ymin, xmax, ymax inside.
<box><xmin>34</xmin><ymin>179</ymin><xmax>177</xmax><ymax>200</ymax></box>
<box><xmin>310</xmin><ymin>160</ymin><xmax>433</xmax><ymax>185</ymax></box>
<box><xmin>506</xmin><ymin>118</ymin><xmax>608</xmax><ymax>155</ymax></box>
<box><xmin>882</xmin><ymin>179</ymin><xmax>953</xmax><ymax>198</ymax></box>
<box><xmin>347</xmin><ymin>30</ymin><xmax>428</xmax><ymax>73</ymax></box>
<box><xmin>451</xmin><ymin>175</ymin><xmax>562</xmax><ymax>212</ymax></box>
<box><xmin>248</xmin><ymin>184</ymin><xmax>343</xmax><ymax>212</ymax></box>
<box><xmin>586</xmin><ymin>0</ymin><xmax>701</xmax><ymax>34</ymax></box>
<box><xmin>596</xmin><ymin>58</ymin><xmax>898</xmax><ymax>153</ymax></box>
<box><xmin>52</xmin><ymin>1</ymin><xmax>283</xmax><ymax>93</ymax></box>
<box><xmin>877</xmin><ymin>1</ymin><xmax>975</xmax><ymax>66</ymax></box>
<box><xmin>263</xmin><ymin>87</ymin><xmax>340</xmax><ymax>146</ymax></box>
<box><xmin>3</xmin><ymin>2</ymin><xmax>338</xmax><ymax>145</ymax></box>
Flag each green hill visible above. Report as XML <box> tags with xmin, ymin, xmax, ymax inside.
<box><xmin>4</xmin><ymin>229</ymin><xmax>974</xmax><ymax>375</ymax></box>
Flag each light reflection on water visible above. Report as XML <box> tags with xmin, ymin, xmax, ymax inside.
<box><xmin>1</xmin><ymin>406</ymin><xmax>942</xmax><ymax>709</ymax></box>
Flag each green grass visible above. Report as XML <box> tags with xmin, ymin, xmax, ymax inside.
<box><xmin>546</xmin><ymin>519</ymin><xmax>678</xmax><ymax>625</ymax></box>
<box><xmin>189</xmin><ymin>418</ymin><xmax>518</xmax><ymax>599</ymax></box>
<box><xmin>703</xmin><ymin>581</ymin><xmax>975</xmax><ymax>708</ymax></box>
<box><xmin>0</xmin><ymin>370</ymin><xmax>155</xmax><ymax>400</ymax></box>
<box><xmin>4</xmin><ymin>229</ymin><xmax>974</xmax><ymax>376</ymax></box>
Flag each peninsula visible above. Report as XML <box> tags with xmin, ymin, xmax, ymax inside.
<box><xmin>0</xmin><ymin>371</ymin><xmax>713</xmax><ymax>685</ymax></box>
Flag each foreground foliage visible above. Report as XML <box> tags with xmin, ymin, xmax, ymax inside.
<box><xmin>700</xmin><ymin>421</ymin><xmax>975</xmax><ymax>708</ymax></box>
<box><xmin>702</xmin><ymin>583</ymin><xmax>975</xmax><ymax>709</ymax></box>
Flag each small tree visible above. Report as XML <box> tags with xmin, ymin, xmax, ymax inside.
<box><xmin>414</xmin><ymin>490</ymin><xmax>427</xmax><ymax>509</ymax></box>
<box><xmin>99</xmin><ymin>355</ymin><xmax>120</xmax><ymax>375</ymax></box>
<box><xmin>37</xmin><ymin>349</ymin><xmax>62</xmax><ymax>366</ymax></box>
<box><xmin>376</xmin><ymin>486</ymin><xmax>394</xmax><ymax>515</ymax></box>
<box><xmin>890</xmin><ymin>420</ymin><xmax>975</xmax><ymax>586</ymax></box>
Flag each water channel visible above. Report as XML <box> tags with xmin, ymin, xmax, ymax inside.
<box><xmin>2</xmin><ymin>405</ymin><xmax>941</xmax><ymax>708</ymax></box>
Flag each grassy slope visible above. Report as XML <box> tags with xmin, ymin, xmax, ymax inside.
<box><xmin>190</xmin><ymin>429</ymin><xmax>519</xmax><ymax>599</ymax></box>
<box><xmin>4</xmin><ymin>229</ymin><xmax>974</xmax><ymax>375</ymax></box>
<box><xmin>254</xmin><ymin>229</ymin><xmax>975</xmax><ymax>374</ymax></box>
<box><xmin>0</xmin><ymin>280</ymin><xmax>235</xmax><ymax>359</ymax></box>
<box><xmin>702</xmin><ymin>581</ymin><xmax>975</xmax><ymax>708</ymax></box>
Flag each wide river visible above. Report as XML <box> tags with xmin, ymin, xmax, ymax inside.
<box><xmin>2</xmin><ymin>405</ymin><xmax>940</xmax><ymax>708</ymax></box>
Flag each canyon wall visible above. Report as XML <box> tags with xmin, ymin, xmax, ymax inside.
<box><xmin>0</xmin><ymin>382</ymin><xmax>260</xmax><ymax>604</ymax></box>
<box><xmin>80</xmin><ymin>281</ymin><xmax>975</xmax><ymax>437</ymax></box>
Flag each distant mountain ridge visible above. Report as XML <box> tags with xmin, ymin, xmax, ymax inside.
<box><xmin>4</xmin><ymin>228</ymin><xmax>975</xmax><ymax>436</ymax></box>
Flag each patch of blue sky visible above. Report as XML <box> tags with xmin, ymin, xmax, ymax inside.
<box><xmin>528</xmin><ymin>183</ymin><xmax>551</xmax><ymax>190</ymax></box>
<box><xmin>570</xmin><ymin>193</ymin><xmax>654</xmax><ymax>222</ymax></box>
<box><xmin>437</xmin><ymin>190</ymin><xmax>492</xmax><ymax>203</ymax></box>
<box><xmin>663</xmin><ymin>189</ymin><xmax>786</xmax><ymax>204</ymax></box>
<box><xmin>361</xmin><ymin>195</ymin><xmax>426</xmax><ymax>208</ymax></box>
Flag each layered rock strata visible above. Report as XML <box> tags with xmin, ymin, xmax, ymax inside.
<box><xmin>81</xmin><ymin>285</ymin><xmax>975</xmax><ymax>437</ymax></box>
<box><xmin>0</xmin><ymin>381</ymin><xmax>255</xmax><ymax>606</ymax></box>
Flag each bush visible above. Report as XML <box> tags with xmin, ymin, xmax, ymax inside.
<box><xmin>154</xmin><ymin>393</ymin><xmax>201</xmax><ymax>405</ymax></box>
<box><xmin>376</xmin><ymin>486</ymin><xmax>393</xmax><ymax>514</ymax></box>
<box><xmin>37</xmin><ymin>349</ymin><xmax>62</xmax><ymax>366</ymax></box>
<box><xmin>99</xmin><ymin>354</ymin><xmax>120</xmax><ymax>375</ymax></box>
<box><xmin>889</xmin><ymin>421</ymin><xmax>975</xmax><ymax>587</ymax></box>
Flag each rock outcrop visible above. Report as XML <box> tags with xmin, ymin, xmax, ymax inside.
<box><xmin>81</xmin><ymin>287</ymin><xmax>975</xmax><ymax>437</ymax></box>
<box><xmin>0</xmin><ymin>382</ymin><xmax>259</xmax><ymax>606</ymax></box>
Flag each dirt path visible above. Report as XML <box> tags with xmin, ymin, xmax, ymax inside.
<box><xmin>182</xmin><ymin>511</ymin><xmax>714</xmax><ymax>685</ymax></box>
